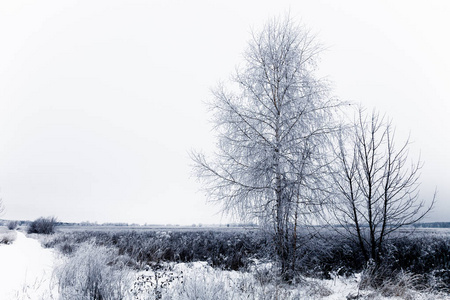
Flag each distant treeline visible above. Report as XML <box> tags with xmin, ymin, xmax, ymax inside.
<box><xmin>0</xmin><ymin>219</ymin><xmax>258</xmax><ymax>228</ymax></box>
<box><xmin>413</xmin><ymin>222</ymin><xmax>450</xmax><ymax>228</ymax></box>
<box><xmin>0</xmin><ymin>219</ymin><xmax>31</xmax><ymax>226</ymax></box>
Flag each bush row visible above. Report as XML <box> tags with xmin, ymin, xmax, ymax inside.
<box><xmin>42</xmin><ymin>229</ymin><xmax>450</xmax><ymax>289</ymax></box>
<box><xmin>43</xmin><ymin>230</ymin><xmax>272</xmax><ymax>271</ymax></box>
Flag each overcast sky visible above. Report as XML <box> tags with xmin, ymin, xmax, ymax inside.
<box><xmin>0</xmin><ymin>0</ymin><xmax>448</xmax><ymax>224</ymax></box>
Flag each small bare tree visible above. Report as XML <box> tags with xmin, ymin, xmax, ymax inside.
<box><xmin>0</xmin><ymin>198</ymin><xmax>4</xmax><ymax>216</ymax></box>
<box><xmin>329</xmin><ymin>108</ymin><xmax>435</xmax><ymax>264</ymax></box>
<box><xmin>192</xmin><ymin>16</ymin><xmax>340</xmax><ymax>279</ymax></box>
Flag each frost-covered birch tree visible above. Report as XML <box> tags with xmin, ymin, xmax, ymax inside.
<box><xmin>192</xmin><ymin>16</ymin><xmax>340</xmax><ymax>279</ymax></box>
<box><xmin>328</xmin><ymin>108</ymin><xmax>435</xmax><ymax>265</ymax></box>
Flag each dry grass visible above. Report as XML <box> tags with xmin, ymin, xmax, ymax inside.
<box><xmin>0</xmin><ymin>229</ymin><xmax>17</xmax><ymax>244</ymax></box>
<box><xmin>56</xmin><ymin>242</ymin><xmax>132</xmax><ymax>300</ymax></box>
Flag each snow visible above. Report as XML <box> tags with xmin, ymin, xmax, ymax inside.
<box><xmin>0</xmin><ymin>231</ymin><xmax>447</xmax><ymax>299</ymax></box>
<box><xmin>0</xmin><ymin>230</ymin><xmax>58</xmax><ymax>299</ymax></box>
<box><xmin>129</xmin><ymin>261</ymin><xmax>449</xmax><ymax>300</ymax></box>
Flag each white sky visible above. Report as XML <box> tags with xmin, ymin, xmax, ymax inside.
<box><xmin>0</xmin><ymin>0</ymin><xmax>448</xmax><ymax>224</ymax></box>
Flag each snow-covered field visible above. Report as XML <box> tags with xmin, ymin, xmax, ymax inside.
<box><xmin>0</xmin><ymin>230</ymin><xmax>58</xmax><ymax>299</ymax></box>
<box><xmin>0</xmin><ymin>230</ymin><xmax>448</xmax><ymax>300</ymax></box>
<box><xmin>129</xmin><ymin>261</ymin><xmax>449</xmax><ymax>300</ymax></box>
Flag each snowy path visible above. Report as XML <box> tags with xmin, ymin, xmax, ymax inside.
<box><xmin>0</xmin><ymin>231</ymin><xmax>58</xmax><ymax>299</ymax></box>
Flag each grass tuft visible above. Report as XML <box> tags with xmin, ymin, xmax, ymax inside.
<box><xmin>0</xmin><ymin>231</ymin><xmax>17</xmax><ymax>244</ymax></box>
<box><xmin>56</xmin><ymin>242</ymin><xmax>132</xmax><ymax>299</ymax></box>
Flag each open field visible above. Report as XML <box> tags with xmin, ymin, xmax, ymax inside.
<box><xmin>395</xmin><ymin>227</ymin><xmax>450</xmax><ymax>237</ymax></box>
<box><xmin>1</xmin><ymin>224</ymin><xmax>449</xmax><ymax>299</ymax></box>
<box><xmin>55</xmin><ymin>224</ymin><xmax>257</xmax><ymax>233</ymax></box>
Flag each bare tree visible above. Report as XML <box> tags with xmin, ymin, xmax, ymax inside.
<box><xmin>0</xmin><ymin>198</ymin><xmax>4</xmax><ymax>216</ymax></box>
<box><xmin>328</xmin><ymin>108</ymin><xmax>435</xmax><ymax>264</ymax></box>
<box><xmin>192</xmin><ymin>16</ymin><xmax>340</xmax><ymax>279</ymax></box>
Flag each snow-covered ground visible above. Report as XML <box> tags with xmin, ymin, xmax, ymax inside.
<box><xmin>129</xmin><ymin>261</ymin><xmax>449</xmax><ymax>300</ymax></box>
<box><xmin>0</xmin><ymin>231</ymin><xmax>448</xmax><ymax>299</ymax></box>
<box><xmin>0</xmin><ymin>230</ymin><xmax>58</xmax><ymax>299</ymax></box>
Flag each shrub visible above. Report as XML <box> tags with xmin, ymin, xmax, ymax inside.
<box><xmin>0</xmin><ymin>231</ymin><xmax>17</xmax><ymax>244</ymax></box>
<box><xmin>27</xmin><ymin>216</ymin><xmax>57</xmax><ymax>234</ymax></box>
<box><xmin>7</xmin><ymin>220</ymin><xmax>18</xmax><ymax>230</ymax></box>
<box><xmin>357</xmin><ymin>234</ymin><xmax>450</xmax><ymax>292</ymax></box>
<box><xmin>56</xmin><ymin>242</ymin><xmax>132</xmax><ymax>299</ymax></box>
